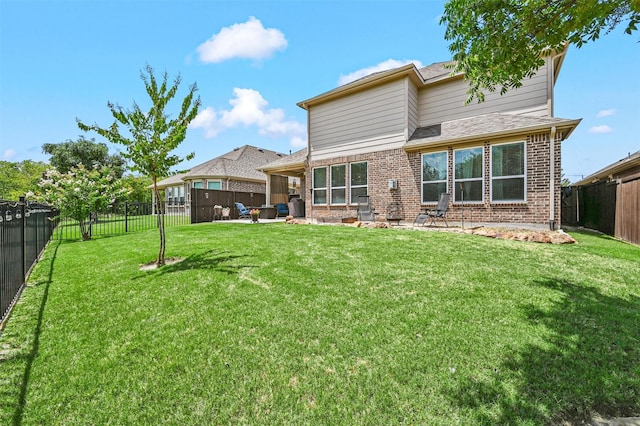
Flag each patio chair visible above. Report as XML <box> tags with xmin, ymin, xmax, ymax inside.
<box><xmin>357</xmin><ymin>195</ymin><xmax>375</xmax><ymax>222</ymax></box>
<box><xmin>221</xmin><ymin>206</ymin><xmax>231</xmax><ymax>220</ymax></box>
<box><xmin>234</xmin><ymin>202</ymin><xmax>251</xmax><ymax>219</ymax></box>
<box><xmin>426</xmin><ymin>193</ymin><xmax>451</xmax><ymax>227</ymax></box>
<box><xmin>275</xmin><ymin>203</ymin><xmax>289</xmax><ymax>217</ymax></box>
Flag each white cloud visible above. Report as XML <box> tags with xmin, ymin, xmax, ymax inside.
<box><xmin>338</xmin><ymin>59</ymin><xmax>425</xmax><ymax>86</ymax></box>
<box><xmin>196</xmin><ymin>17</ymin><xmax>287</xmax><ymax>63</ymax></box>
<box><xmin>589</xmin><ymin>125</ymin><xmax>614</xmax><ymax>134</ymax></box>
<box><xmin>3</xmin><ymin>149</ymin><xmax>16</xmax><ymax>160</ymax></box>
<box><xmin>190</xmin><ymin>88</ymin><xmax>306</xmax><ymax>148</ymax></box>
<box><xmin>596</xmin><ymin>108</ymin><xmax>616</xmax><ymax>118</ymax></box>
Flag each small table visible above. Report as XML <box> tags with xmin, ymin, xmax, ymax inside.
<box><xmin>259</xmin><ymin>206</ymin><xmax>276</xmax><ymax>219</ymax></box>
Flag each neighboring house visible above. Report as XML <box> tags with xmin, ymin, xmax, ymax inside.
<box><xmin>568</xmin><ymin>151</ymin><xmax>640</xmax><ymax>245</ymax></box>
<box><xmin>153</xmin><ymin>145</ymin><xmax>288</xmax><ymax>213</ymax></box>
<box><xmin>263</xmin><ymin>50</ymin><xmax>581</xmax><ymax>228</ymax></box>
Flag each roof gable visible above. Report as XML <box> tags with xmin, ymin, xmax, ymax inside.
<box><xmin>184</xmin><ymin>145</ymin><xmax>286</xmax><ymax>181</ymax></box>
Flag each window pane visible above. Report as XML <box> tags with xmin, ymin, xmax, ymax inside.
<box><xmin>331</xmin><ymin>188</ymin><xmax>346</xmax><ymax>204</ymax></box>
<box><xmin>331</xmin><ymin>165</ymin><xmax>346</xmax><ymax>187</ymax></box>
<box><xmin>313</xmin><ymin>189</ymin><xmax>327</xmax><ymax>204</ymax></box>
<box><xmin>422</xmin><ymin>152</ymin><xmax>447</xmax><ymax>181</ymax></box>
<box><xmin>313</xmin><ymin>167</ymin><xmax>326</xmax><ymax>189</ymax></box>
<box><xmin>455</xmin><ymin>148</ymin><xmax>483</xmax><ymax>179</ymax></box>
<box><xmin>193</xmin><ymin>181</ymin><xmax>203</xmax><ymax>189</ymax></box>
<box><xmin>423</xmin><ymin>182</ymin><xmax>446</xmax><ymax>203</ymax></box>
<box><xmin>207</xmin><ymin>181</ymin><xmax>221</xmax><ymax>190</ymax></box>
<box><xmin>492</xmin><ymin>178</ymin><xmax>525</xmax><ymax>201</ymax></box>
<box><xmin>351</xmin><ymin>162</ymin><xmax>367</xmax><ymax>186</ymax></box>
<box><xmin>492</xmin><ymin>143</ymin><xmax>524</xmax><ymax>177</ymax></box>
<box><xmin>455</xmin><ymin>180</ymin><xmax>482</xmax><ymax>202</ymax></box>
<box><xmin>350</xmin><ymin>186</ymin><xmax>367</xmax><ymax>204</ymax></box>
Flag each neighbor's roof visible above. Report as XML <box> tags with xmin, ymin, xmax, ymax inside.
<box><xmin>153</xmin><ymin>173</ymin><xmax>188</xmax><ymax>189</ymax></box>
<box><xmin>259</xmin><ymin>148</ymin><xmax>307</xmax><ymax>173</ymax></box>
<box><xmin>183</xmin><ymin>145</ymin><xmax>286</xmax><ymax>182</ymax></box>
<box><xmin>573</xmin><ymin>150</ymin><xmax>640</xmax><ymax>186</ymax></box>
<box><xmin>404</xmin><ymin>113</ymin><xmax>582</xmax><ymax>151</ymax></box>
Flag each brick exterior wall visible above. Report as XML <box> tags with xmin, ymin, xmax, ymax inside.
<box><xmin>305</xmin><ymin>132</ymin><xmax>564</xmax><ymax>226</ymax></box>
<box><xmin>227</xmin><ymin>179</ymin><xmax>266</xmax><ymax>194</ymax></box>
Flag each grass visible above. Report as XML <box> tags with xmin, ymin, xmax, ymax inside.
<box><xmin>1</xmin><ymin>222</ymin><xmax>639</xmax><ymax>425</ymax></box>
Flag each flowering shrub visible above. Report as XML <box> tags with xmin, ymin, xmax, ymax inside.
<box><xmin>32</xmin><ymin>164</ymin><xmax>129</xmax><ymax>240</ymax></box>
<box><xmin>250</xmin><ymin>209</ymin><xmax>260</xmax><ymax>217</ymax></box>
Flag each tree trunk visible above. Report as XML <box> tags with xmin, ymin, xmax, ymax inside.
<box><xmin>153</xmin><ymin>177</ymin><xmax>166</xmax><ymax>266</ymax></box>
<box><xmin>79</xmin><ymin>219</ymin><xmax>91</xmax><ymax>241</ymax></box>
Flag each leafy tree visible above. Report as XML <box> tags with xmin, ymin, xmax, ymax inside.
<box><xmin>77</xmin><ymin>65</ymin><xmax>200</xmax><ymax>266</ymax></box>
<box><xmin>43</xmin><ymin>136</ymin><xmax>126</xmax><ymax>178</ymax></box>
<box><xmin>34</xmin><ymin>165</ymin><xmax>128</xmax><ymax>240</ymax></box>
<box><xmin>441</xmin><ymin>0</ymin><xmax>639</xmax><ymax>103</ymax></box>
<box><xmin>119</xmin><ymin>174</ymin><xmax>153</xmax><ymax>203</ymax></box>
<box><xmin>0</xmin><ymin>160</ymin><xmax>49</xmax><ymax>200</ymax></box>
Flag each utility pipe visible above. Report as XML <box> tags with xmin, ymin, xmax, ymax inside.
<box><xmin>549</xmin><ymin>126</ymin><xmax>557</xmax><ymax>230</ymax></box>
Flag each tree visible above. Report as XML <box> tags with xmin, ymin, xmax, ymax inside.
<box><xmin>0</xmin><ymin>160</ymin><xmax>49</xmax><ymax>200</ymax></box>
<box><xmin>119</xmin><ymin>174</ymin><xmax>153</xmax><ymax>203</ymax></box>
<box><xmin>77</xmin><ymin>65</ymin><xmax>200</xmax><ymax>266</ymax></box>
<box><xmin>441</xmin><ymin>0</ymin><xmax>639</xmax><ymax>103</ymax></box>
<box><xmin>42</xmin><ymin>136</ymin><xmax>126</xmax><ymax>178</ymax></box>
<box><xmin>34</xmin><ymin>165</ymin><xmax>128</xmax><ymax>240</ymax></box>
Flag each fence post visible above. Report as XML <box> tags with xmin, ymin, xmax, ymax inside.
<box><xmin>125</xmin><ymin>202</ymin><xmax>129</xmax><ymax>233</ymax></box>
<box><xmin>19</xmin><ymin>197</ymin><xmax>26</xmax><ymax>280</ymax></box>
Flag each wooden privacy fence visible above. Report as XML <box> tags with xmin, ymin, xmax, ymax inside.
<box><xmin>615</xmin><ymin>178</ymin><xmax>640</xmax><ymax>245</ymax></box>
<box><xmin>0</xmin><ymin>200</ymin><xmax>58</xmax><ymax>326</ymax></box>
<box><xmin>562</xmin><ymin>178</ymin><xmax>639</xmax><ymax>245</ymax></box>
<box><xmin>191</xmin><ymin>188</ymin><xmax>266</xmax><ymax>223</ymax></box>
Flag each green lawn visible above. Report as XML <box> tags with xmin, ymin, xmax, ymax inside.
<box><xmin>1</xmin><ymin>223</ymin><xmax>639</xmax><ymax>425</ymax></box>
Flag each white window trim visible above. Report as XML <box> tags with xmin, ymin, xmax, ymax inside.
<box><xmin>421</xmin><ymin>151</ymin><xmax>449</xmax><ymax>204</ymax></box>
<box><xmin>490</xmin><ymin>141</ymin><xmax>527</xmax><ymax>203</ymax></box>
<box><xmin>349</xmin><ymin>161</ymin><xmax>368</xmax><ymax>205</ymax></box>
<box><xmin>312</xmin><ymin>166</ymin><xmax>328</xmax><ymax>206</ymax></box>
<box><xmin>330</xmin><ymin>164</ymin><xmax>347</xmax><ymax>205</ymax></box>
<box><xmin>453</xmin><ymin>146</ymin><xmax>484</xmax><ymax>204</ymax></box>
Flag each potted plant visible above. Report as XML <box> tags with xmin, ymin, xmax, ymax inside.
<box><xmin>250</xmin><ymin>208</ymin><xmax>260</xmax><ymax>223</ymax></box>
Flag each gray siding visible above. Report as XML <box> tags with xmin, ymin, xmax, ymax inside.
<box><xmin>407</xmin><ymin>78</ymin><xmax>419</xmax><ymax>139</ymax></box>
<box><xmin>418</xmin><ymin>60</ymin><xmax>550</xmax><ymax>126</ymax></box>
<box><xmin>309</xmin><ymin>79</ymin><xmax>407</xmax><ymax>160</ymax></box>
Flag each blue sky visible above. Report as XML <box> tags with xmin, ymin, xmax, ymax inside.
<box><xmin>1</xmin><ymin>0</ymin><xmax>638</xmax><ymax>183</ymax></box>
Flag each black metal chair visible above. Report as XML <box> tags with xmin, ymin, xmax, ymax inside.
<box><xmin>426</xmin><ymin>193</ymin><xmax>451</xmax><ymax>227</ymax></box>
<box><xmin>357</xmin><ymin>195</ymin><xmax>375</xmax><ymax>222</ymax></box>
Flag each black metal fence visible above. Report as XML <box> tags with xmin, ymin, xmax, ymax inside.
<box><xmin>52</xmin><ymin>202</ymin><xmax>190</xmax><ymax>240</ymax></box>
<box><xmin>0</xmin><ymin>200</ymin><xmax>58</xmax><ymax>326</ymax></box>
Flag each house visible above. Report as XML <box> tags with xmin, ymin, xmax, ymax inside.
<box><xmin>153</xmin><ymin>145</ymin><xmax>289</xmax><ymax>214</ymax></box>
<box><xmin>262</xmin><ymin>50</ymin><xmax>581</xmax><ymax>229</ymax></box>
<box><xmin>568</xmin><ymin>151</ymin><xmax>640</xmax><ymax>245</ymax></box>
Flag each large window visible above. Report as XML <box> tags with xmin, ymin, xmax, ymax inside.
<box><xmin>454</xmin><ymin>147</ymin><xmax>483</xmax><ymax>202</ymax></box>
<box><xmin>350</xmin><ymin>162</ymin><xmax>368</xmax><ymax>204</ymax></box>
<box><xmin>331</xmin><ymin>164</ymin><xmax>346</xmax><ymax>204</ymax></box>
<box><xmin>312</xmin><ymin>167</ymin><xmax>327</xmax><ymax>205</ymax></box>
<box><xmin>207</xmin><ymin>180</ymin><xmax>222</xmax><ymax>190</ymax></box>
<box><xmin>491</xmin><ymin>142</ymin><xmax>525</xmax><ymax>202</ymax></box>
<box><xmin>192</xmin><ymin>181</ymin><xmax>203</xmax><ymax>189</ymax></box>
<box><xmin>422</xmin><ymin>151</ymin><xmax>448</xmax><ymax>203</ymax></box>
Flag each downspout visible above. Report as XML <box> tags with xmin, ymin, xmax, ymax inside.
<box><xmin>549</xmin><ymin>126</ymin><xmax>557</xmax><ymax>230</ymax></box>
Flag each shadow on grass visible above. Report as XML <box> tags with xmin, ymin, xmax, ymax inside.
<box><xmin>448</xmin><ymin>278</ymin><xmax>640</xmax><ymax>424</ymax></box>
<box><xmin>139</xmin><ymin>249</ymin><xmax>253</xmax><ymax>277</ymax></box>
<box><xmin>8</xmin><ymin>240</ymin><xmax>61</xmax><ymax>426</ymax></box>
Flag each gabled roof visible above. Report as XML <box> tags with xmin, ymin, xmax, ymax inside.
<box><xmin>184</xmin><ymin>145</ymin><xmax>286</xmax><ymax>182</ymax></box>
<box><xmin>573</xmin><ymin>150</ymin><xmax>640</xmax><ymax>186</ymax></box>
<box><xmin>404</xmin><ymin>113</ymin><xmax>581</xmax><ymax>151</ymax></box>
